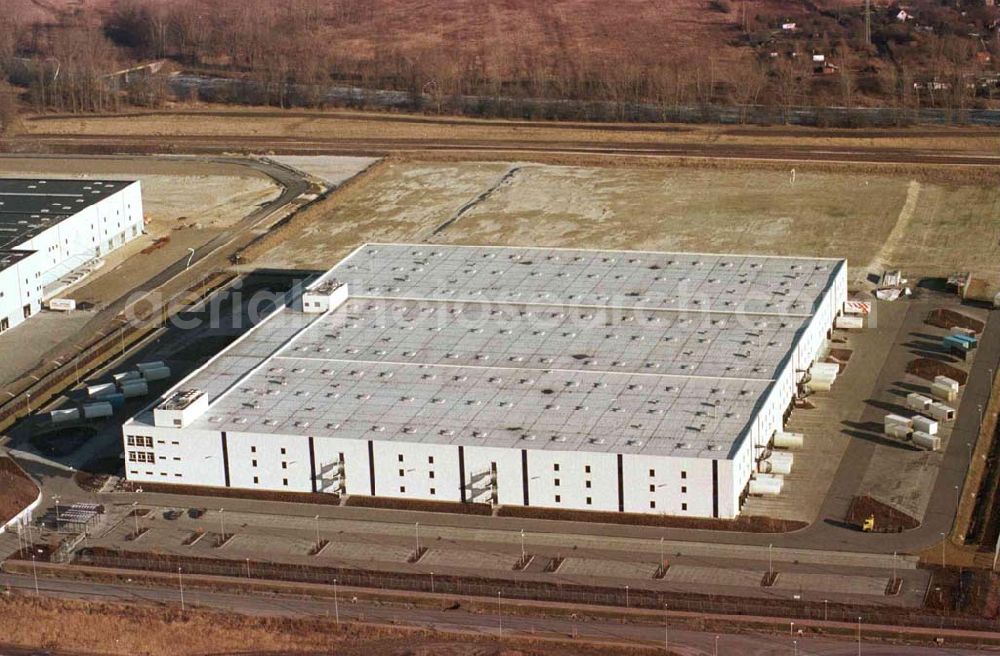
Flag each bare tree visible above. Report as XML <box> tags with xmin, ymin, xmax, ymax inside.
<box><xmin>729</xmin><ymin>54</ymin><xmax>768</xmax><ymax>123</ymax></box>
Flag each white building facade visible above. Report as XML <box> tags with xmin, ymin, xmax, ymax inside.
<box><xmin>0</xmin><ymin>178</ymin><xmax>143</xmax><ymax>334</ymax></box>
<box><xmin>123</xmin><ymin>244</ymin><xmax>848</xmax><ymax>519</ymax></box>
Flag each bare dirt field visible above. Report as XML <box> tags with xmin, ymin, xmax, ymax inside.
<box><xmin>253</xmin><ymin>160</ymin><xmax>1000</xmax><ymax>287</ymax></box>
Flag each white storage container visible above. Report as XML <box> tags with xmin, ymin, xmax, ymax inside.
<box><xmin>906</xmin><ymin>393</ymin><xmax>932</xmax><ymax>411</ymax></box>
<box><xmin>934</xmin><ymin>375</ymin><xmax>960</xmax><ymax>392</ymax></box>
<box><xmin>87</xmin><ymin>382</ymin><xmax>117</xmax><ymax>399</ymax></box>
<box><xmin>806</xmin><ymin>380</ymin><xmax>832</xmax><ymax>393</ymax></box>
<box><xmin>931</xmin><ymin>382</ymin><xmax>957</xmax><ymax>402</ymax></box>
<box><xmin>884</xmin><ymin>414</ymin><xmax>912</xmax><ymax>429</ymax></box>
<box><xmin>927</xmin><ymin>402</ymin><xmax>956</xmax><ymax>422</ymax></box>
<box><xmin>140</xmin><ymin>366</ymin><xmax>171</xmax><ymax>382</ymax></box>
<box><xmin>835</xmin><ymin>315</ymin><xmax>864</xmax><ymax>330</ymax></box>
<box><xmin>911</xmin><ymin>415</ymin><xmax>938</xmax><ymax>435</ymax></box>
<box><xmin>50</xmin><ymin>408</ymin><xmax>80</xmax><ymax>424</ymax></box>
<box><xmin>912</xmin><ymin>431</ymin><xmax>941</xmax><ymax>451</ymax></box>
<box><xmin>759</xmin><ymin>458</ymin><xmax>792</xmax><ymax>475</ymax></box>
<box><xmin>82</xmin><ymin>402</ymin><xmax>114</xmax><ymax>419</ymax></box>
<box><xmin>120</xmin><ymin>380</ymin><xmax>149</xmax><ymax>398</ymax></box>
<box><xmin>950</xmin><ymin>326</ymin><xmax>977</xmax><ymax>337</ymax></box>
<box><xmin>810</xmin><ymin>362</ymin><xmax>840</xmax><ymax>376</ymax></box>
<box><xmin>113</xmin><ymin>371</ymin><xmax>141</xmax><ymax>384</ymax></box>
<box><xmin>136</xmin><ymin>361</ymin><xmax>167</xmax><ymax>372</ymax></box>
<box><xmin>773</xmin><ymin>431</ymin><xmax>804</xmax><ymax>449</ymax></box>
<box><xmin>749</xmin><ymin>477</ymin><xmax>783</xmax><ymax>495</ymax></box>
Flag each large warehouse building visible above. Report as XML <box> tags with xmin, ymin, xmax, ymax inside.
<box><xmin>0</xmin><ymin>178</ymin><xmax>144</xmax><ymax>333</ymax></box>
<box><xmin>123</xmin><ymin>243</ymin><xmax>847</xmax><ymax>518</ymax></box>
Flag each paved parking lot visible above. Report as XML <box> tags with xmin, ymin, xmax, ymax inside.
<box><xmin>558</xmin><ymin>557</ymin><xmax>659</xmax><ymax>580</ymax></box>
<box><xmin>419</xmin><ymin>548</ymin><xmax>516</xmax><ymax>571</ymax></box>
<box><xmin>773</xmin><ymin>572</ymin><xmax>888</xmax><ymax>596</ymax></box>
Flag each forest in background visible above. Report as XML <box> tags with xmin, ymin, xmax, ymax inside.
<box><xmin>1</xmin><ymin>0</ymin><xmax>1000</xmax><ymax>128</ymax></box>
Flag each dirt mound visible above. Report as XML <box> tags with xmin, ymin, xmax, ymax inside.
<box><xmin>846</xmin><ymin>495</ymin><xmax>919</xmax><ymax>532</ymax></box>
<box><xmin>927</xmin><ymin>308</ymin><xmax>985</xmax><ymax>333</ymax></box>
<box><xmin>0</xmin><ymin>457</ymin><xmax>39</xmax><ymax>525</ymax></box>
<box><xmin>906</xmin><ymin>358</ymin><xmax>968</xmax><ymax>385</ymax></box>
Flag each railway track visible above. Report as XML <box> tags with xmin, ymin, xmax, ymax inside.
<box><xmin>13</xmin><ymin>133</ymin><xmax>1000</xmax><ymax>167</ymax></box>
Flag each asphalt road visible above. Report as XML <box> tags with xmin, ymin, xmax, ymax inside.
<box><xmin>0</xmin><ymin>573</ymin><xmax>989</xmax><ymax>655</ymax></box>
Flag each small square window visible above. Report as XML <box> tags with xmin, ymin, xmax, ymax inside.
<box><xmin>554</xmin><ymin>478</ymin><xmax>560</xmax><ymax>486</ymax></box>
<box><xmin>252</xmin><ymin>460</ymin><xmax>257</xmax><ymax>467</ymax></box>
<box><xmin>681</xmin><ymin>502</ymin><xmax>688</xmax><ymax>511</ymax></box>
<box><xmin>649</xmin><ymin>484</ymin><xmax>655</xmax><ymax>492</ymax></box>
<box><xmin>429</xmin><ymin>471</ymin><xmax>435</xmax><ymax>479</ymax></box>
<box><xmin>400</xmin><ymin>485</ymin><xmax>406</xmax><ymax>493</ymax></box>
<box><xmin>398</xmin><ymin>454</ymin><xmax>404</xmax><ymax>462</ymax></box>
<box><xmin>253</xmin><ymin>476</ymin><xmax>259</xmax><ymax>484</ymax></box>
<box><xmin>681</xmin><ymin>471</ymin><xmax>687</xmax><ymax>479</ymax></box>
<box><xmin>585</xmin><ymin>480</ymin><xmax>592</xmax><ymax>488</ymax></box>
<box><xmin>649</xmin><ymin>469</ymin><xmax>655</xmax><ymax>477</ymax></box>
<box><xmin>251</xmin><ymin>446</ymin><xmax>257</xmax><ymax>453</ymax></box>
<box><xmin>399</xmin><ymin>469</ymin><xmax>405</xmax><ymax>476</ymax></box>
<box><xmin>430</xmin><ymin>488</ymin><xmax>436</xmax><ymax>495</ymax></box>
<box><xmin>283</xmin><ymin>478</ymin><xmax>289</xmax><ymax>486</ymax></box>
<box><xmin>586</xmin><ymin>497</ymin><xmax>592</xmax><ymax>505</ymax></box>
<box><xmin>554</xmin><ymin>495</ymin><xmax>561</xmax><ymax>503</ymax></box>
<box><xmin>554</xmin><ymin>463</ymin><xmax>560</xmax><ymax>471</ymax></box>
<box><xmin>584</xmin><ymin>465</ymin><xmax>591</xmax><ymax>473</ymax></box>
<box><xmin>428</xmin><ymin>456</ymin><xmax>434</xmax><ymax>464</ymax></box>
<box><xmin>681</xmin><ymin>486</ymin><xmax>687</xmax><ymax>494</ymax></box>
<box><xmin>281</xmin><ymin>448</ymin><xmax>287</xmax><ymax>455</ymax></box>
<box><xmin>650</xmin><ymin>500</ymin><xmax>656</xmax><ymax>509</ymax></box>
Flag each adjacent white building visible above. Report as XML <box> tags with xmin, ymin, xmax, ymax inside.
<box><xmin>0</xmin><ymin>178</ymin><xmax>144</xmax><ymax>333</ymax></box>
<box><xmin>123</xmin><ymin>244</ymin><xmax>847</xmax><ymax>519</ymax></box>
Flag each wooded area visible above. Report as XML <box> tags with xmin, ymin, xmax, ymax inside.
<box><xmin>1</xmin><ymin>0</ymin><xmax>999</xmax><ymax>125</ymax></box>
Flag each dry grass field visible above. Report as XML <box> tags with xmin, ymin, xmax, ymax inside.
<box><xmin>0</xmin><ymin>457</ymin><xmax>38</xmax><ymax>525</ymax></box>
<box><xmin>253</xmin><ymin>160</ymin><xmax>1000</xmax><ymax>288</ymax></box>
<box><xmin>21</xmin><ymin>109</ymin><xmax>1000</xmax><ymax>154</ymax></box>
<box><xmin>0</xmin><ymin>594</ymin><xmax>651</xmax><ymax>656</ymax></box>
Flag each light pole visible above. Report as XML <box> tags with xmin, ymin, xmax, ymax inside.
<box><xmin>430</xmin><ymin>571</ymin><xmax>435</xmax><ymax>593</ymax></box>
<box><xmin>793</xmin><ymin>639</ymin><xmax>798</xmax><ymax>656</ymax></box>
<box><xmin>857</xmin><ymin>616</ymin><xmax>862</xmax><ymax>656</ymax></box>
<box><xmin>940</xmin><ymin>532</ymin><xmax>947</xmax><ymax>569</ymax></box>
<box><xmin>31</xmin><ymin>553</ymin><xmax>39</xmax><ymax>596</ymax></box>
<box><xmin>25</xmin><ymin>391</ymin><xmax>31</xmax><ymax>414</ymax></box>
<box><xmin>660</xmin><ymin>536</ymin><xmax>665</xmax><ymax>569</ymax></box>
<box><xmin>415</xmin><ymin>522</ymin><xmax>421</xmax><ymax>555</ymax></box>
<box><xmin>219</xmin><ymin>508</ymin><xmax>226</xmax><ymax>539</ymax></box>
<box><xmin>333</xmin><ymin>578</ymin><xmax>340</xmax><ymax>626</ymax></box>
<box><xmin>245</xmin><ymin>557</ymin><xmax>251</xmax><ymax>579</ymax></box>
<box><xmin>625</xmin><ymin>585</ymin><xmax>629</xmax><ymax>608</ymax></box>
<box><xmin>132</xmin><ymin>501</ymin><xmax>139</xmax><ymax>536</ymax></box>
<box><xmin>714</xmin><ymin>634</ymin><xmax>719</xmax><ymax>656</ymax></box>
<box><xmin>768</xmin><ymin>543</ymin><xmax>774</xmax><ymax>580</ymax></box>
<box><xmin>823</xmin><ymin>599</ymin><xmax>829</xmax><ymax>622</ymax></box>
<box><xmin>497</xmin><ymin>591</ymin><xmax>503</xmax><ymax>637</ymax></box>
<box><xmin>790</xmin><ymin>621</ymin><xmax>795</xmax><ymax>636</ymax></box>
<box><xmin>178</xmin><ymin>567</ymin><xmax>185</xmax><ymax>612</ymax></box>
<box><xmin>520</xmin><ymin>529</ymin><xmax>525</xmax><ymax>562</ymax></box>
<box><xmin>314</xmin><ymin>514</ymin><xmax>321</xmax><ymax>547</ymax></box>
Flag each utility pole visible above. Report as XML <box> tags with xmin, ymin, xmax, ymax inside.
<box><xmin>865</xmin><ymin>0</ymin><xmax>872</xmax><ymax>46</ymax></box>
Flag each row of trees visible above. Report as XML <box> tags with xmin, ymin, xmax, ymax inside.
<box><xmin>0</xmin><ymin>0</ymin><xmax>995</xmax><ymax>123</ymax></box>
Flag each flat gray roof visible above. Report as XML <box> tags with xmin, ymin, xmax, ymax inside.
<box><xmin>129</xmin><ymin>244</ymin><xmax>844</xmax><ymax>459</ymax></box>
